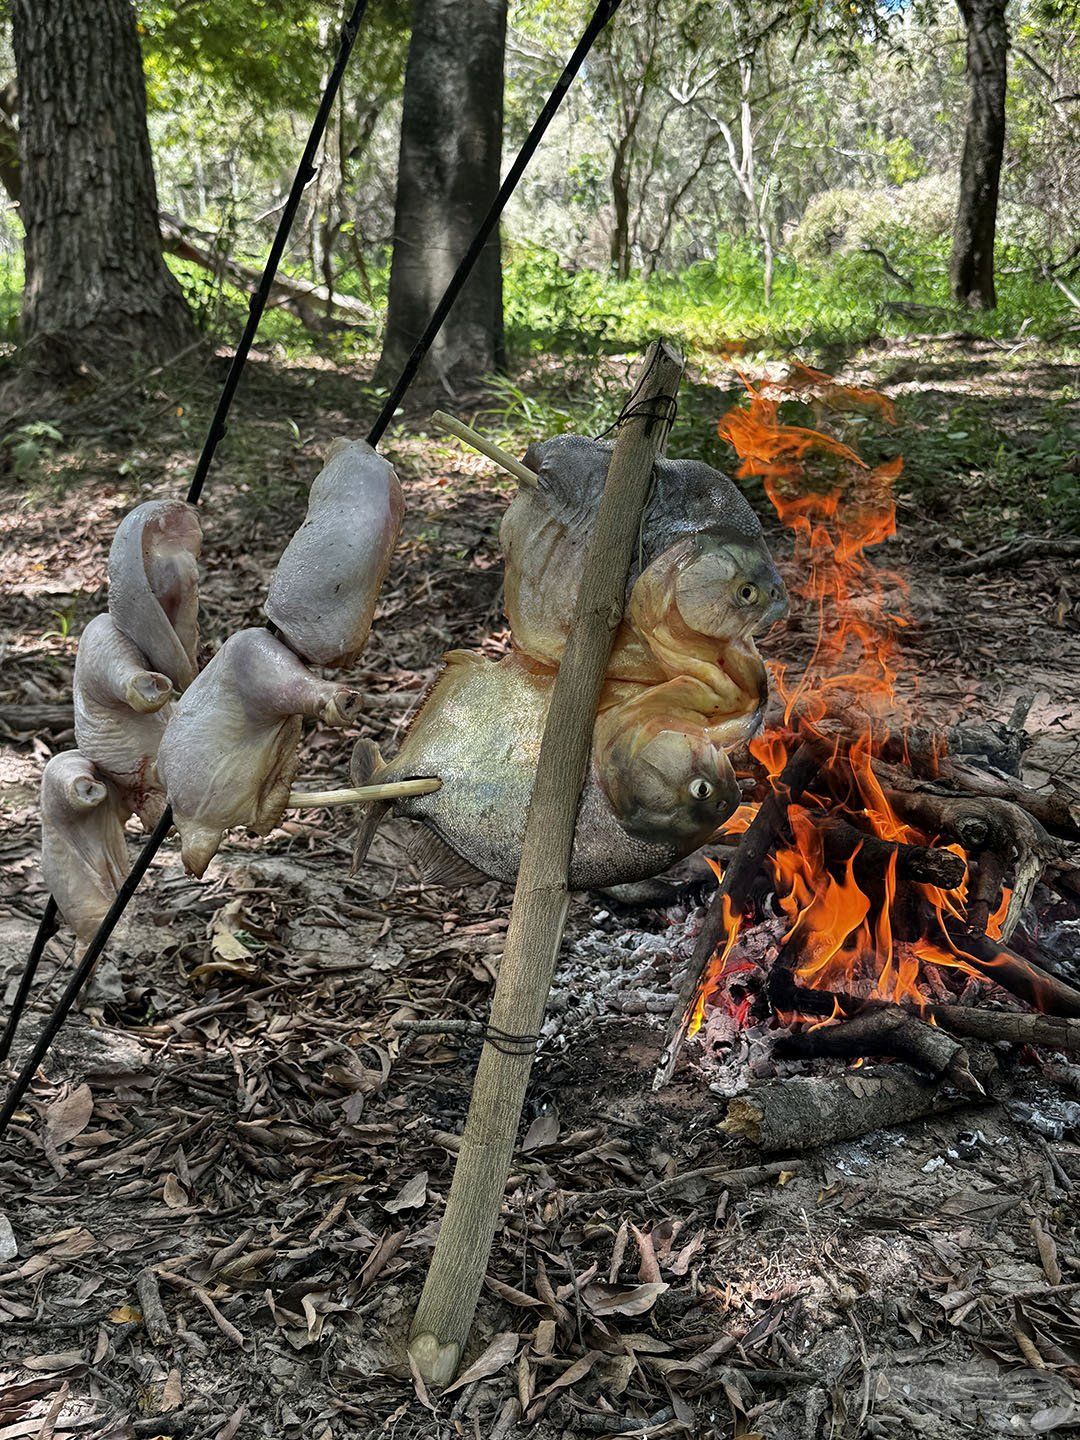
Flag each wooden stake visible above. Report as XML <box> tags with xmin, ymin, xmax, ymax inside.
<box><xmin>287</xmin><ymin>778</ymin><xmax>441</xmax><ymax>807</ymax></box>
<box><xmin>431</xmin><ymin>409</ymin><xmax>538</xmax><ymax>487</ymax></box>
<box><xmin>408</xmin><ymin>340</ymin><xmax>683</xmax><ymax>1386</ymax></box>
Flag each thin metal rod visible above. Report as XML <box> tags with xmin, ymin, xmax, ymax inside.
<box><xmin>0</xmin><ymin>897</ymin><xmax>59</xmax><ymax>1066</ymax></box>
<box><xmin>0</xmin><ymin>808</ymin><xmax>173</xmax><ymax>1136</ymax></box>
<box><xmin>288</xmin><ymin>778</ymin><xmax>441</xmax><ymax>807</ymax></box>
<box><xmin>186</xmin><ymin>0</ymin><xmax>371</xmax><ymax>505</ymax></box>
<box><xmin>366</xmin><ymin>0</ymin><xmax>623</xmax><ymax>447</ymax></box>
<box><xmin>431</xmin><ymin>411</ymin><xmax>537</xmax><ymax>487</ymax></box>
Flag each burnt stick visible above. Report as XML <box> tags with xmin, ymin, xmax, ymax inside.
<box><xmin>653</xmin><ymin>739</ymin><xmax>824</xmax><ymax>1091</ymax></box>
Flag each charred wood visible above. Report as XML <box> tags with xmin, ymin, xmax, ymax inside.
<box><xmin>721</xmin><ymin>1055</ymin><xmax>997</xmax><ymax>1152</ymax></box>
<box><xmin>818</xmin><ymin>815</ymin><xmax>966</xmax><ymax>889</ymax></box>
<box><xmin>772</xmin><ymin>1004</ymin><xmax>983</xmax><ymax>1094</ymax></box>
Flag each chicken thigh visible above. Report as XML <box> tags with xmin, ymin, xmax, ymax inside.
<box><xmin>108</xmin><ymin>499</ymin><xmax>202</xmax><ymax>690</ymax></box>
<box><xmin>40</xmin><ymin>752</ymin><xmax>129</xmax><ymax>946</ymax></box>
<box><xmin>156</xmin><ymin>628</ymin><xmax>362</xmax><ymax>877</ymax></box>
<box><xmin>264</xmin><ymin>439</ymin><xmax>404</xmax><ymax>667</ymax></box>
<box><xmin>73</xmin><ymin>614</ymin><xmax>173</xmax><ymax>828</ymax></box>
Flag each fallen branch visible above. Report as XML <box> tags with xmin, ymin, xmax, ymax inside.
<box><xmin>577</xmin><ymin>1158</ymin><xmax>801</xmax><ymax>1208</ymax></box>
<box><xmin>159</xmin><ymin>212</ymin><xmax>374</xmax><ymax>331</ymax></box>
<box><xmin>949</xmin><ymin>535</ymin><xmax>1080</xmax><ymax>576</ymax></box>
<box><xmin>653</xmin><ymin>740</ymin><xmax>823</xmax><ymax>1090</ymax></box>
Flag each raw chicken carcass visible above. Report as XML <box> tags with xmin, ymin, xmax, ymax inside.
<box><xmin>40</xmin><ymin>752</ymin><xmax>129</xmax><ymax>945</ymax></box>
<box><xmin>264</xmin><ymin>439</ymin><xmax>404</xmax><ymax>667</ymax></box>
<box><xmin>108</xmin><ymin>499</ymin><xmax>202</xmax><ymax>690</ymax></box>
<box><xmin>157</xmin><ymin>628</ymin><xmax>362</xmax><ymax>877</ymax></box>
<box><xmin>73</xmin><ymin>614</ymin><xmax>173</xmax><ymax>828</ymax></box>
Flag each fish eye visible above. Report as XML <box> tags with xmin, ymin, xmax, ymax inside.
<box><xmin>736</xmin><ymin>582</ymin><xmax>761</xmax><ymax>606</ymax></box>
<box><xmin>689</xmin><ymin>778</ymin><xmax>714</xmax><ymax>800</ymax></box>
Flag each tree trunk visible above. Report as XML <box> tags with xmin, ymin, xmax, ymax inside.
<box><xmin>610</xmin><ymin>135</ymin><xmax>632</xmax><ymax>281</ymax></box>
<box><xmin>374</xmin><ymin>0</ymin><xmax>506</xmax><ymax>390</ymax></box>
<box><xmin>10</xmin><ymin>0</ymin><xmax>194</xmax><ymax>375</ymax></box>
<box><xmin>950</xmin><ymin>0</ymin><xmax>1008</xmax><ymax>310</ymax></box>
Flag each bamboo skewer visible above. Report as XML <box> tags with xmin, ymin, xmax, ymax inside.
<box><xmin>431</xmin><ymin>409</ymin><xmax>538</xmax><ymax>487</ymax></box>
<box><xmin>287</xmin><ymin>778</ymin><xmax>441</xmax><ymax>808</ymax></box>
<box><xmin>408</xmin><ymin>340</ymin><xmax>684</xmax><ymax>1387</ymax></box>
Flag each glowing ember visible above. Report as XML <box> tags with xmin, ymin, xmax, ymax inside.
<box><xmin>695</xmin><ymin>364</ymin><xmax>1012</xmax><ymax>1025</ymax></box>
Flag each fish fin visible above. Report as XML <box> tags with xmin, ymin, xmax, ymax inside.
<box><xmin>407</xmin><ymin>827</ymin><xmax>489</xmax><ymax>890</ymax></box>
<box><xmin>350</xmin><ymin>738</ymin><xmax>384</xmax><ymax>788</ymax></box>
<box><xmin>351</xmin><ymin>799</ymin><xmax>391</xmax><ymax>876</ymax></box>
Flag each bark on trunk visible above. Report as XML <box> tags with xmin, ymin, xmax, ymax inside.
<box><xmin>11</xmin><ymin>0</ymin><xmax>194</xmax><ymax>374</ymax></box>
<box><xmin>950</xmin><ymin>0</ymin><xmax>1009</xmax><ymax>310</ymax></box>
<box><xmin>374</xmin><ymin>0</ymin><xmax>506</xmax><ymax>390</ymax></box>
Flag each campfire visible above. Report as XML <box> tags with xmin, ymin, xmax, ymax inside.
<box><xmin>657</xmin><ymin>365</ymin><xmax>1080</xmax><ymax>1140</ymax></box>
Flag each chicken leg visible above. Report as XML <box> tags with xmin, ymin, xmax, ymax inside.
<box><xmin>73</xmin><ymin>614</ymin><xmax>173</xmax><ymax>828</ymax></box>
<box><xmin>108</xmin><ymin>499</ymin><xmax>202</xmax><ymax>690</ymax></box>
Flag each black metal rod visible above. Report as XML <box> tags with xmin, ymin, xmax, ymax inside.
<box><xmin>186</xmin><ymin>0</ymin><xmax>371</xmax><ymax>505</ymax></box>
<box><xmin>1</xmin><ymin>0</ymin><xmax>372</xmax><ymax>1103</ymax></box>
<box><xmin>0</xmin><ymin>808</ymin><xmax>173</xmax><ymax>1136</ymax></box>
<box><xmin>1</xmin><ymin>0</ymin><xmax>624</xmax><ymax>1140</ymax></box>
<box><xmin>0</xmin><ymin>897</ymin><xmax>59</xmax><ymax>1067</ymax></box>
<box><xmin>367</xmin><ymin>0</ymin><xmax>623</xmax><ymax>447</ymax></box>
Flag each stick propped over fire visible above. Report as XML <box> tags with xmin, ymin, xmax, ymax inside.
<box><xmin>656</xmin><ymin>365</ymin><xmax>1080</xmax><ymax>1089</ymax></box>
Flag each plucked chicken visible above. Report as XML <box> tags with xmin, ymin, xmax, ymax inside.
<box><xmin>157</xmin><ymin>628</ymin><xmax>363</xmax><ymax>877</ymax></box>
<box><xmin>108</xmin><ymin>499</ymin><xmax>202</xmax><ymax>690</ymax></box>
<box><xmin>40</xmin><ymin>752</ymin><xmax>129</xmax><ymax>945</ymax></box>
<box><xmin>73</xmin><ymin>614</ymin><xmax>173</xmax><ymax>828</ymax></box>
<box><xmin>264</xmin><ymin>439</ymin><xmax>404</xmax><ymax>667</ymax></box>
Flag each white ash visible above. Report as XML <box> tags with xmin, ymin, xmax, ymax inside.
<box><xmin>542</xmin><ymin>906</ymin><xmax>701</xmax><ymax>1047</ymax></box>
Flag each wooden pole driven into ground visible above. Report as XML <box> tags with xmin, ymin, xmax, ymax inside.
<box><xmin>408</xmin><ymin>339</ymin><xmax>684</xmax><ymax>1386</ymax></box>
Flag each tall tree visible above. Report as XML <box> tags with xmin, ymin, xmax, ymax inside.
<box><xmin>950</xmin><ymin>0</ymin><xmax>1009</xmax><ymax>308</ymax></box>
<box><xmin>375</xmin><ymin>0</ymin><xmax>506</xmax><ymax>388</ymax></box>
<box><xmin>11</xmin><ymin>0</ymin><xmax>194</xmax><ymax>374</ymax></box>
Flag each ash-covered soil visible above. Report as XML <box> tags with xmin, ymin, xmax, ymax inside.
<box><xmin>1</xmin><ymin>342</ymin><xmax>1079</xmax><ymax>1438</ymax></box>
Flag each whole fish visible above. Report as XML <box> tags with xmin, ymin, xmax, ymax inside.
<box><xmin>502</xmin><ymin>434</ymin><xmax>787</xmax><ymax>747</ymax></box>
<box><xmin>351</xmin><ymin>650</ymin><xmax>741</xmax><ymax>890</ymax></box>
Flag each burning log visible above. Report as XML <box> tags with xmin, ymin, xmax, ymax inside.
<box><xmin>772</xmin><ymin>1005</ymin><xmax>983</xmax><ymax>1094</ymax></box>
<box><xmin>918</xmin><ymin>1004</ymin><xmax>1080</xmax><ymax>1058</ymax></box>
<box><xmin>773</xmin><ymin>974</ymin><xmax>1080</xmax><ymax>1059</ymax></box>
<box><xmin>817</xmin><ymin>815</ymin><xmax>966</xmax><ymax>888</ymax></box>
<box><xmin>653</xmin><ymin>740</ymin><xmax>823</xmax><ymax>1090</ymax></box>
<box><xmin>939</xmin><ymin>922</ymin><xmax>1080</xmax><ymax>1018</ymax></box>
<box><xmin>721</xmin><ymin>1056</ymin><xmax>997</xmax><ymax>1153</ymax></box>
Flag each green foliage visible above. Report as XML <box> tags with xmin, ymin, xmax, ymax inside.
<box><xmin>500</xmin><ymin>235</ymin><xmax>1078</xmax><ymax>363</ymax></box>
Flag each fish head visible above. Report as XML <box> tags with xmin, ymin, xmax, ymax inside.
<box><xmin>671</xmin><ymin>532</ymin><xmax>788</xmax><ymax>643</ymax></box>
<box><xmin>600</xmin><ymin>720</ymin><xmax>741</xmax><ymax>844</ymax></box>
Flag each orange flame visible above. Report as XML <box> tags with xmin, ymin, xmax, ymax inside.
<box><xmin>692</xmin><ymin>365</ymin><xmax>1007</xmax><ymax>1031</ymax></box>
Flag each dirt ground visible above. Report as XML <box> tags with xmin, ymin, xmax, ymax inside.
<box><xmin>1</xmin><ymin>339</ymin><xmax>1079</xmax><ymax>1439</ymax></box>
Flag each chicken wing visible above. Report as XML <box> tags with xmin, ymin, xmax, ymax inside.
<box><xmin>156</xmin><ymin>628</ymin><xmax>362</xmax><ymax>877</ymax></box>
